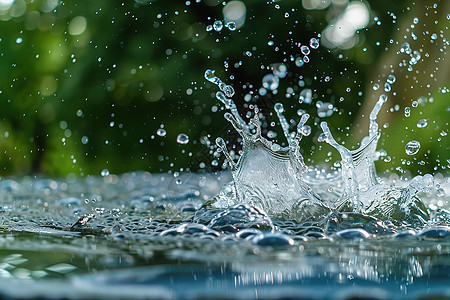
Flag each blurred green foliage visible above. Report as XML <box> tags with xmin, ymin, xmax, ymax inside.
<box><xmin>0</xmin><ymin>0</ymin><xmax>448</xmax><ymax>177</ymax></box>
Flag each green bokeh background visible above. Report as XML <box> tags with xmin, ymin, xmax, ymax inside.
<box><xmin>0</xmin><ymin>0</ymin><xmax>448</xmax><ymax>177</ymax></box>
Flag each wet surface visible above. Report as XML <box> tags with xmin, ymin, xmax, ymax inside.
<box><xmin>0</xmin><ymin>172</ymin><xmax>449</xmax><ymax>299</ymax></box>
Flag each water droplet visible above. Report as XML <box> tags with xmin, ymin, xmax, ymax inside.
<box><xmin>295</xmin><ymin>57</ymin><xmax>304</xmax><ymax>67</ymax></box>
<box><xmin>225</xmin><ymin>21</ymin><xmax>236</xmax><ymax>31</ymax></box>
<box><xmin>404</xmin><ymin>107</ymin><xmax>410</xmax><ymax>117</ymax></box>
<box><xmin>317</xmin><ymin>102</ymin><xmax>334</xmax><ymax>118</ymax></box>
<box><xmin>177</xmin><ymin>133</ymin><xmax>190</xmax><ymax>144</ymax></box>
<box><xmin>373</xmin><ymin>84</ymin><xmax>379</xmax><ymax>90</ymax></box>
<box><xmin>400</xmin><ymin>42</ymin><xmax>411</xmax><ymax>54</ymax></box>
<box><xmin>299</xmin><ymin>88</ymin><xmax>312</xmax><ymax>104</ymax></box>
<box><xmin>413</xmin><ymin>17</ymin><xmax>419</xmax><ymax>24</ymax></box>
<box><xmin>416</xmin><ymin>119</ymin><xmax>427</xmax><ymax>128</ymax></box>
<box><xmin>101</xmin><ymin>169</ymin><xmax>110</xmax><ymax>176</ymax></box>
<box><xmin>387</xmin><ymin>74</ymin><xmax>396</xmax><ymax>84</ymax></box>
<box><xmin>409</xmin><ymin>51</ymin><xmax>421</xmax><ymax>65</ymax></box>
<box><xmin>81</xmin><ymin>136</ymin><xmax>89</xmax><ymax>144</ymax></box>
<box><xmin>16</xmin><ymin>37</ymin><xmax>23</xmax><ymax>44</ymax></box>
<box><xmin>213</xmin><ymin>20</ymin><xmax>223</xmax><ymax>31</ymax></box>
<box><xmin>431</xmin><ymin>33</ymin><xmax>437</xmax><ymax>40</ymax></box>
<box><xmin>303</xmin><ymin>55</ymin><xmax>310</xmax><ymax>63</ymax></box>
<box><xmin>157</xmin><ymin>128</ymin><xmax>167</xmax><ymax>137</ymax></box>
<box><xmin>272</xmin><ymin>63</ymin><xmax>287</xmax><ymax>78</ymax></box>
<box><xmin>384</xmin><ymin>82</ymin><xmax>391</xmax><ymax>92</ymax></box>
<box><xmin>300</xmin><ymin>125</ymin><xmax>311</xmax><ymax>136</ymax></box>
<box><xmin>405</xmin><ymin>140</ymin><xmax>420</xmax><ymax>155</ymax></box>
<box><xmin>300</xmin><ymin>45</ymin><xmax>310</xmax><ymax>56</ymax></box>
<box><xmin>206</xmin><ymin>25</ymin><xmax>213</xmax><ymax>32</ymax></box>
<box><xmin>262</xmin><ymin>74</ymin><xmax>279</xmax><ymax>91</ymax></box>
<box><xmin>309</xmin><ymin>38</ymin><xmax>319</xmax><ymax>49</ymax></box>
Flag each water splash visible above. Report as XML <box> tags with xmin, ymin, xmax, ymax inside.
<box><xmin>210</xmin><ymin>84</ymin><xmax>433</xmax><ymax>225</ymax></box>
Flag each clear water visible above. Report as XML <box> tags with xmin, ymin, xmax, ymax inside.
<box><xmin>1</xmin><ymin>1</ymin><xmax>449</xmax><ymax>300</ymax></box>
<box><xmin>0</xmin><ymin>172</ymin><xmax>449</xmax><ymax>299</ymax></box>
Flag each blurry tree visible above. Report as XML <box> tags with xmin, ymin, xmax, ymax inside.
<box><xmin>0</xmin><ymin>0</ymin><xmax>447</xmax><ymax>177</ymax></box>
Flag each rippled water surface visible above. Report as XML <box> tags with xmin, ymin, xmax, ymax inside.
<box><xmin>0</xmin><ymin>172</ymin><xmax>449</xmax><ymax>299</ymax></box>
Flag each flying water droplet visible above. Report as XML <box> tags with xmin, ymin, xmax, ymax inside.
<box><xmin>404</xmin><ymin>107</ymin><xmax>410</xmax><ymax>117</ymax></box>
<box><xmin>225</xmin><ymin>21</ymin><xmax>236</xmax><ymax>31</ymax></box>
<box><xmin>416</xmin><ymin>119</ymin><xmax>427</xmax><ymax>128</ymax></box>
<box><xmin>387</xmin><ymin>74</ymin><xmax>396</xmax><ymax>84</ymax></box>
<box><xmin>309</xmin><ymin>38</ymin><xmax>319</xmax><ymax>49</ymax></box>
<box><xmin>299</xmin><ymin>88</ymin><xmax>312</xmax><ymax>104</ymax></box>
<box><xmin>177</xmin><ymin>133</ymin><xmax>190</xmax><ymax>144</ymax></box>
<box><xmin>213</xmin><ymin>20</ymin><xmax>223</xmax><ymax>31</ymax></box>
<box><xmin>409</xmin><ymin>51</ymin><xmax>421</xmax><ymax>65</ymax></box>
<box><xmin>157</xmin><ymin>128</ymin><xmax>167</xmax><ymax>137</ymax></box>
<box><xmin>400</xmin><ymin>42</ymin><xmax>411</xmax><ymax>54</ymax></box>
<box><xmin>405</xmin><ymin>140</ymin><xmax>420</xmax><ymax>155</ymax></box>
<box><xmin>384</xmin><ymin>83</ymin><xmax>391</xmax><ymax>92</ymax></box>
<box><xmin>206</xmin><ymin>25</ymin><xmax>213</xmax><ymax>32</ymax></box>
<box><xmin>262</xmin><ymin>74</ymin><xmax>279</xmax><ymax>90</ymax></box>
<box><xmin>300</xmin><ymin>45</ymin><xmax>310</xmax><ymax>55</ymax></box>
<box><xmin>101</xmin><ymin>169</ymin><xmax>110</xmax><ymax>176</ymax></box>
<box><xmin>373</xmin><ymin>84</ymin><xmax>379</xmax><ymax>90</ymax></box>
<box><xmin>300</xmin><ymin>125</ymin><xmax>311</xmax><ymax>136</ymax></box>
<box><xmin>272</xmin><ymin>63</ymin><xmax>287</xmax><ymax>78</ymax></box>
<box><xmin>295</xmin><ymin>57</ymin><xmax>304</xmax><ymax>67</ymax></box>
<box><xmin>317</xmin><ymin>101</ymin><xmax>334</xmax><ymax>118</ymax></box>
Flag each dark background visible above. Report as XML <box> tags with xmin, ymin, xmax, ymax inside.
<box><xmin>0</xmin><ymin>0</ymin><xmax>448</xmax><ymax>177</ymax></box>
